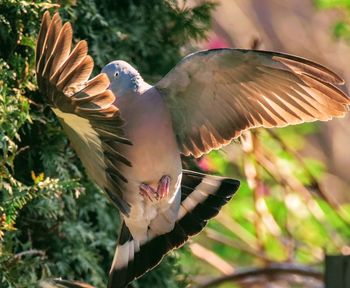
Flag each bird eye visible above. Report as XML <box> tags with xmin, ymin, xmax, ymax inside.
<box><xmin>114</xmin><ymin>72</ymin><xmax>119</xmax><ymax>77</ymax></box>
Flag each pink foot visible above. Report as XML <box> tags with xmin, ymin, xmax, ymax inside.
<box><xmin>139</xmin><ymin>175</ymin><xmax>171</xmax><ymax>201</ymax></box>
<box><xmin>139</xmin><ymin>183</ymin><xmax>157</xmax><ymax>202</ymax></box>
<box><xmin>156</xmin><ymin>175</ymin><xmax>171</xmax><ymax>200</ymax></box>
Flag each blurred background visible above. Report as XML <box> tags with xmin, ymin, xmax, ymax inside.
<box><xmin>0</xmin><ymin>0</ymin><xmax>349</xmax><ymax>288</ymax></box>
<box><xmin>184</xmin><ymin>1</ymin><xmax>350</xmax><ymax>287</ymax></box>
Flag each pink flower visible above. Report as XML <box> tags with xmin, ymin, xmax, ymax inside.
<box><xmin>198</xmin><ymin>157</ymin><xmax>214</xmax><ymax>172</ymax></box>
<box><xmin>205</xmin><ymin>36</ymin><xmax>230</xmax><ymax>49</ymax></box>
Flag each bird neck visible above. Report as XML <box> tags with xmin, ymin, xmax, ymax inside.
<box><xmin>131</xmin><ymin>74</ymin><xmax>144</xmax><ymax>92</ymax></box>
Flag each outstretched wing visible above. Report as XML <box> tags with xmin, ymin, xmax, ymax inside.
<box><xmin>156</xmin><ymin>49</ymin><xmax>350</xmax><ymax>157</ymax></box>
<box><xmin>36</xmin><ymin>12</ymin><xmax>132</xmax><ymax>215</ymax></box>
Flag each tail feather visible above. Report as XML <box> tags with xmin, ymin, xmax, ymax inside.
<box><xmin>108</xmin><ymin>170</ymin><xmax>240</xmax><ymax>288</ymax></box>
<box><xmin>109</xmin><ymin>223</ymin><xmax>134</xmax><ymax>287</ymax></box>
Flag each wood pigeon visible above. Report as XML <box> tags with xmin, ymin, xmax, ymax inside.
<box><xmin>36</xmin><ymin>11</ymin><xmax>350</xmax><ymax>288</ymax></box>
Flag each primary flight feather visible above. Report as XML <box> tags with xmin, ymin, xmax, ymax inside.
<box><xmin>36</xmin><ymin>11</ymin><xmax>349</xmax><ymax>288</ymax></box>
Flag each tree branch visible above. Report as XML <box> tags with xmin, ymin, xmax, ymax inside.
<box><xmin>196</xmin><ymin>263</ymin><xmax>323</xmax><ymax>288</ymax></box>
<box><xmin>12</xmin><ymin>249</ymin><xmax>46</xmax><ymax>261</ymax></box>
<box><xmin>189</xmin><ymin>243</ymin><xmax>235</xmax><ymax>275</ymax></box>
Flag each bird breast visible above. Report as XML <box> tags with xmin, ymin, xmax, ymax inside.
<box><xmin>116</xmin><ymin>86</ymin><xmax>182</xmax><ymax>220</ymax></box>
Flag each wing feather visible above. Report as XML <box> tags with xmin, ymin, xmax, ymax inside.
<box><xmin>156</xmin><ymin>49</ymin><xmax>350</xmax><ymax>157</ymax></box>
<box><xmin>51</xmin><ymin>40</ymin><xmax>88</xmax><ymax>84</ymax></box>
<box><xmin>36</xmin><ymin>12</ymin><xmax>132</xmax><ymax>215</ymax></box>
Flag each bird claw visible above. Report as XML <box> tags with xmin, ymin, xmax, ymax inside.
<box><xmin>156</xmin><ymin>175</ymin><xmax>171</xmax><ymax>200</ymax></box>
<box><xmin>139</xmin><ymin>183</ymin><xmax>157</xmax><ymax>202</ymax></box>
<box><xmin>139</xmin><ymin>175</ymin><xmax>171</xmax><ymax>201</ymax></box>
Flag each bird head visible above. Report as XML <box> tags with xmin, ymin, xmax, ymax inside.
<box><xmin>101</xmin><ymin>60</ymin><xmax>143</xmax><ymax>96</ymax></box>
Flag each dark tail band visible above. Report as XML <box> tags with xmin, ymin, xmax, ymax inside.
<box><xmin>109</xmin><ymin>170</ymin><xmax>240</xmax><ymax>288</ymax></box>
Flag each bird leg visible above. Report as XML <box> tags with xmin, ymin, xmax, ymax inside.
<box><xmin>139</xmin><ymin>183</ymin><xmax>157</xmax><ymax>202</ymax></box>
<box><xmin>156</xmin><ymin>175</ymin><xmax>171</xmax><ymax>200</ymax></box>
<box><xmin>139</xmin><ymin>175</ymin><xmax>171</xmax><ymax>201</ymax></box>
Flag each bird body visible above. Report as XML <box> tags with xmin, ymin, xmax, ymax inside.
<box><xmin>35</xmin><ymin>11</ymin><xmax>350</xmax><ymax>288</ymax></box>
<box><xmin>114</xmin><ymin>84</ymin><xmax>182</xmax><ymax>241</ymax></box>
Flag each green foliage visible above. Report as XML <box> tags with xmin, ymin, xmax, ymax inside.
<box><xmin>2</xmin><ymin>1</ymin><xmax>348</xmax><ymax>287</ymax></box>
<box><xmin>182</xmin><ymin>125</ymin><xmax>350</xmax><ymax>287</ymax></box>
<box><xmin>0</xmin><ymin>0</ymin><xmax>214</xmax><ymax>287</ymax></box>
<box><xmin>315</xmin><ymin>0</ymin><xmax>350</xmax><ymax>40</ymax></box>
<box><xmin>60</xmin><ymin>0</ymin><xmax>216</xmax><ymax>79</ymax></box>
<box><xmin>315</xmin><ymin>0</ymin><xmax>350</xmax><ymax>9</ymax></box>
